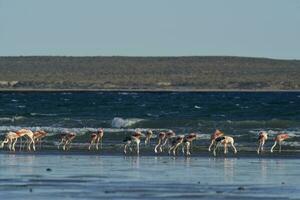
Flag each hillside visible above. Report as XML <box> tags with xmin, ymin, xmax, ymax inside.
<box><xmin>0</xmin><ymin>56</ymin><xmax>300</xmax><ymax>91</ymax></box>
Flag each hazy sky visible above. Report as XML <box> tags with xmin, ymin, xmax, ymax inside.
<box><xmin>0</xmin><ymin>0</ymin><xmax>299</xmax><ymax>59</ymax></box>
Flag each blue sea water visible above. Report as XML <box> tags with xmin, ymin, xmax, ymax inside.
<box><xmin>0</xmin><ymin>154</ymin><xmax>300</xmax><ymax>199</ymax></box>
<box><xmin>1</xmin><ymin>92</ymin><xmax>300</xmax><ymax>199</ymax></box>
<box><xmin>0</xmin><ymin>92</ymin><xmax>300</xmax><ymax>149</ymax></box>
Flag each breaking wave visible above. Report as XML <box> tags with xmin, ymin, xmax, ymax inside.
<box><xmin>0</xmin><ymin>126</ymin><xmax>160</xmax><ymax>136</ymax></box>
<box><xmin>0</xmin><ymin>116</ymin><xmax>25</xmax><ymax>122</ymax></box>
<box><xmin>225</xmin><ymin>119</ymin><xmax>300</xmax><ymax>129</ymax></box>
<box><xmin>111</xmin><ymin>117</ymin><xmax>144</xmax><ymax>128</ymax></box>
<box><xmin>30</xmin><ymin>113</ymin><xmax>59</xmax><ymax>117</ymax></box>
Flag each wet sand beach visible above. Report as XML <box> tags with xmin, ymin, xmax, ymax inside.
<box><xmin>0</xmin><ymin>153</ymin><xmax>300</xmax><ymax>199</ymax></box>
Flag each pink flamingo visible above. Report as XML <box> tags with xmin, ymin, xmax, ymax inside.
<box><xmin>123</xmin><ymin>131</ymin><xmax>145</xmax><ymax>155</ymax></box>
<box><xmin>270</xmin><ymin>133</ymin><xmax>289</xmax><ymax>153</ymax></box>
<box><xmin>58</xmin><ymin>132</ymin><xmax>76</xmax><ymax>151</ymax></box>
<box><xmin>182</xmin><ymin>133</ymin><xmax>198</xmax><ymax>156</ymax></box>
<box><xmin>88</xmin><ymin>128</ymin><xmax>104</xmax><ymax>150</ymax></box>
<box><xmin>213</xmin><ymin>135</ymin><xmax>237</xmax><ymax>156</ymax></box>
<box><xmin>257</xmin><ymin>131</ymin><xmax>268</xmax><ymax>154</ymax></box>
<box><xmin>144</xmin><ymin>130</ymin><xmax>153</xmax><ymax>146</ymax></box>
<box><xmin>208</xmin><ymin>129</ymin><xmax>224</xmax><ymax>152</ymax></box>
<box><xmin>154</xmin><ymin>132</ymin><xmax>166</xmax><ymax>153</ymax></box>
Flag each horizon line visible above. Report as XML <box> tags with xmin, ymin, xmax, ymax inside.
<box><xmin>0</xmin><ymin>55</ymin><xmax>299</xmax><ymax>61</ymax></box>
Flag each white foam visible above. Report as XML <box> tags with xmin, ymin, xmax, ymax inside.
<box><xmin>196</xmin><ymin>133</ymin><xmax>210</xmax><ymax>140</ymax></box>
<box><xmin>30</xmin><ymin>113</ymin><xmax>58</xmax><ymax>117</ymax></box>
<box><xmin>0</xmin><ymin>126</ymin><xmax>165</xmax><ymax>136</ymax></box>
<box><xmin>111</xmin><ymin>117</ymin><xmax>144</xmax><ymax>128</ymax></box>
<box><xmin>0</xmin><ymin>117</ymin><xmax>12</xmax><ymax>122</ymax></box>
<box><xmin>146</xmin><ymin>113</ymin><xmax>159</xmax><ymax>118</ymax></box>
<box><xmin>249</xmin><ymin>129</ymin><xmax>300</xmax><ymax>138</ymax></box>
<box><xmin>284</xmin><ymin>141</ymin><xmax>300</xmax><ymax>147</ymax></box>
<box><xmin>17</xmin><ymin>105</ymin><xmax>26</xmax><ymax>108</ymax></box>
<box><xmin>0</xmin><ymin>116</ymin><xmax>25</xmax><ymax>122</ymax></box>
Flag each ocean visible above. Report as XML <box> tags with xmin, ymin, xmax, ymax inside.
<box><xmin>0</xmin><ymin>92</ymin><xmax>299</xmax><ymax>151</ymax></box>
<box><xmin>0</xmin><ymin>154</ymin><xmax>300</xmax><ymax>199</ymax></box>
<box><xmin>1</xmin><ymin>92</ymin><xmax>300</xmax><ymax>199</ymax></box>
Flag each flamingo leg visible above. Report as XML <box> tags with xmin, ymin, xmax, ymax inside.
<box><xmin>231</xmin><ymin>143</ymin><xmax>237</xmax><ymax>154</ymax></box>
<box><xmin>66</xmin><ymin>140</ymin><xmax>73</xmax><ymax>150</ymax></box>
<box><xmin>27</xmin><ymin>138</ymin><xmax>32</xmax><ymax>151</ymax></box>
<box><xmin>124</xmin><ymin>141</ymin><xmax>131</xmax><ymax>154</ymax></box>
<box><xmin>8</xmin><ymin>140</ymin><xmax>12</xmax><ymax>151</ymax></box>
<box><xmin>154</xmin><ymin>139</ymin><xmax>161</xmax><ymax>153</ymax></box>
<box><xmin>136</xmin><ymin>140</ymin><xmax>140</xmax><ymax>155</ymax></box>
<box><xmin>0</xmin><ymin>138</ymin><xmax>9</xmax><ymax>149</ymax></box>
<box><xmin>168</xmin><ymin>144</ymin><xmax>175</xmax><ymax>155</ymax></box>
<box><xmin>12</xmin><ymin>138</ymin><xmax>18</xmax><ymax>152</ymax></box>
<box><xmin>96</xmin><ymin>138</ymin><xmax>101</xmax><ymax>150</ymax></box>
<box><xmin>261</xmin><ymin>141</ymin><xmax>265</xmax><ymax>152</ymax></box>
<box><xmin>257</xmin><ymin>141</ymin><xmax>261</xmax><ymax>154</ymax></box>
<box><xmin>186</xmin><ymin>142</ymin><xmax>191</xmax><ymax>156</ymax></box>
<box><xmin>213</xmin><ymin>142</ymin><xmax>221</xmax><ymax>156</ymax></box>
<box><xmin>224</xmin><ymin>143</ymin><xmax>228</xmax><ymax>154</ymax></box>
<box><xmin>271</xmin><ymin>141</ymin><xmax>277</xmax><ymax>153</ymax></box>
<box><xmin>88</xmin><ymin>139</ymin><xmax>94</xmax><ymax>150</ymax></box>
<box><xmin>173</xmin><ymin>143</ymin><xmax>182</xmax><ymax>156</ymax></box>
<box><xmin>182</xmin><ymin>143</ymin><xmax>185</xmax><ymax>155</ymax></box>
<box><xmin>62</xmin><ymin>140</ymin><xmax>67</xmax><ymax>151</ymax></box>
<box><xmin>208</xmin><ymin>140</ymin><xmax>214</xmax><ymax>152</ymax></box>
<box><xmin>57</xmin><ymin>138</ymin><xmax>65</xmax><ymax>150</ymax></box>
<box><xmin>124</xmin><ymin>144</ymin><xmax>128</xmax><ymax>154</ymax></box>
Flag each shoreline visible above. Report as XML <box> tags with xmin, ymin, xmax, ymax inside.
<box><xmin>1</xmin><ymin>149</ymin><xmax>300</xmax><ymax>159</ymax></box>
<box><xmin>1</xmin><ymin>88</ymin><xmax>300</xmax><ymax>92</ymax></box>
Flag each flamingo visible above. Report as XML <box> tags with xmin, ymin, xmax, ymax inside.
<box><xmin>0</xmin><ymin>132</ymin><xmax>20</xmax><ymax>151</ymax></box>
<box><xmin>168</xmin><ymin>135</ymin><xmax>185</xmax><ymax>156</ymax></box>
<box><xmin>15</xmin><ymin>129</ymin><xmax>36</xmax><ymax>151</ymax></box>
<box><xmin>270</xmin><ymin>133</ymin><xmax>289</xmax><ymax>153</ymax></box>
<box><xmin>88</xmin><ymin>128</ymin><xmax>104</xmax><ymax>150</ymax></box>
<box><xmin>182</xmin><ymin>133</ymin><xmax>198</xmax><ymax>156</ymax></box>
<box><xmin>33</xmin><ymin>130</ymin><xmax>48</xmax><ymax>149</ymax></box>
<box><xmin>154</xmin><ymin>132</ymin><xmax>166</xmax><ymax>153</ymax></box>
<box><xmin>57</xmin><ymin>132</ymin><xmax>76</xmax><ymax>151</ymax></box>
<box><xmin>208</xmin><ymin>129</ymin><xmax>224</xmax><ymax>152</ymax></box>
<box><xmin>144</xmin><ymin>130</ymin><xmax>153</xmax><ymax>145</ymax></box>
<box><xmin>123</xmin><ymin>131</ymin><xmax>144</xmax><ymax>155</ymax></box>
<box><xmin>257</xmin><ymin>131</ymin><xmax>268</xmax><ymax>154</ymax></box>
<box><xmin>213</xmin><ymin>135</ymin><xmax>237</xmax><ymax>156</ymax></box>
<box><xmin>161</xmin><ymin>130</ymin><xmax>176</xmax><ymax>149</ymax></box>
<box><xmin>1</xmin><ymin>129</ymin><xmax>36</xmax><ymax>151</ymax></box>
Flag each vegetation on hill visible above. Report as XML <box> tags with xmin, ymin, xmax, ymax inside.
<box><xmin>0</xmin><ymin>56</ymin><xmax>299</xmax><ymax>90</ymax></box>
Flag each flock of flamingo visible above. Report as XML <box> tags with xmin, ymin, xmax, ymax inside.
<box><xmin>0</xmin><ymin>128</ymin><xmax>289</xmax><ymax>156</ymax></box>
